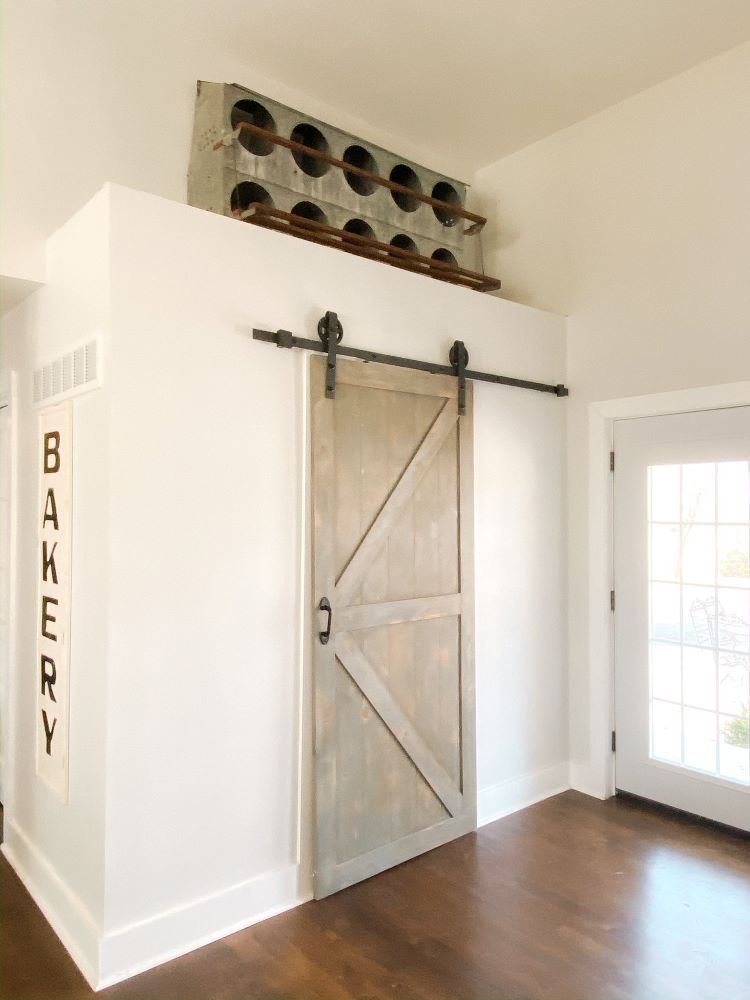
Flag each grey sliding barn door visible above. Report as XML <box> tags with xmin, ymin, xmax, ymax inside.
<box><xmin>310</xmin><ymin>355</ymin><xmax>476</xmax><ymax>899</ymax></box>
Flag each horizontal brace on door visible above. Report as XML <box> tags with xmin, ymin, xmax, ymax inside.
<box><xmin>252</xmin><ymin>322</ymin><xmax>569</xmax><ymax>400</ymax></box>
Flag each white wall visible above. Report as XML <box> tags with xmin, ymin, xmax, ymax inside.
<box><xmin>0</xmin><ymin>0</ymin><xmax>467</xmax><ymax>284</ymax></box>
<box><xmin>1</xmin><ymin>190</ymin><xmax>112</xmax><ymax>983</ymax></box>
<box><xmin>474</xmin><ymin>40</ymin><xmax>750</xmax><ymax>795</ymax></box>
<box><xmin>1</xmin><ymin>184</ymin><xmax>567</xmax><ymax>986</ymax></box>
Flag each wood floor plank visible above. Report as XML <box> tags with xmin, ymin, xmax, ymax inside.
<box><xmin>3</xmin><ymin>792</ymin><xmax>750</xmax><ymax>1000</ymax></box>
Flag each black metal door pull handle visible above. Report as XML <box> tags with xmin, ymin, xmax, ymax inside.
<box><xmin>319</xmin><ymin>597</ymin><xmax>332</xmax><ymax>644</ymax></box>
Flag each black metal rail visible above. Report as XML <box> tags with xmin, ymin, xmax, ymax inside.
<box><xmin>253</xmin><ymin>313</ymin><xmax>568</xmax><ymax>412</ymax></box>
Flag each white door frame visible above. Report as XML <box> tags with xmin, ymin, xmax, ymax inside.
<box><xmin>586</xmin><ymin>380</ymin><xmax>750</xmax><ymax>801</ymax></box>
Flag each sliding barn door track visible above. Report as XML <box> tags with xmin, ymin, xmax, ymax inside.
<box><xmin>253</xmin><ymin>312</ymin><xmax>568</xmax><ymax>414</ymax></box>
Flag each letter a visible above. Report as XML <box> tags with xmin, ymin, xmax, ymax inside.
<box><xmin>42</xmin><ymin>488</ymin><xmax>59</xmax><ymax>530</ymax></box>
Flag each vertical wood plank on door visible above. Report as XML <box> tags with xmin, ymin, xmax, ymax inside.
<box><xmin>458</xmin><ymin>381</ymin><xmax>477</xmax><ymax>812</ymax></box>
<box><xmin>414</xmin><ymin>398</ymin><xmax>447</xmax><ymax>825</ymax></box>
<box><xmin>333</xmin><ymin>382</ymin><xmax>366</xmax><ymax>863</ymax></box>
<box><xmin>359</xmin><ymin>381</ymin><xmax>393</xmax><ymax>857</ymax></box>
<box><xmin>310</xmin><ymin>358</ymin><xmax>337</xmax><ymax>888</ymax></box>
<box><xmin>438</xmin><ymin>419</ymin><xmax>461</xmax><ymax>785</ymax></box>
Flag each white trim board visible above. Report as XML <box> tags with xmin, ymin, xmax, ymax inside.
<box><xmin>2</xmin><ymin>816</ymin><xmax>309</xmax><ymax>991</ymax></box>
<box><xmin>477</xmin><ymin>762</ymin><xmax>570</xmax><ymax>827</ymax></box>
<box><xmin>1</xmin><ymin>819</ymin><xmax>101</xmax><ymax>990</ymax></box>
<box><xmin>98</xmin><ymin>864</ymin><xmax>307</xmax><ymax>991</ymax></box>
<box><xmin>582</xmin><ymin>379</ymin><xmax>750</xmax><ymax>801</ymax></box>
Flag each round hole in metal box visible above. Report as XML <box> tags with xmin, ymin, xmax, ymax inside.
<box><xmin>343</xmin><ymin>218</ymin><xmax>376</xmax><ymax>240</ymax></box>
<box><xmin>431</xmin><ymin>247</ymin><xmax>457</xmax><ymax>265</ymax></box>
<box><xmin>390</xmin><ymin>234</ymin><xmax>419</xmax><ymax>254</ymax></box>
<box><xmin>389</xmin><ymin>164</ymin><xmax>422</xmax><ymax>212</ymax></box>
<box><xmin>230</xmin><ymin>100</ymin><xmax>277</xmax><ymax>156</ymax></box>
<box><xmin>290</xmin><ymin>123</ymin><xmax>330</xmax><ymax>177</ymax></box>
<box><xmin>343</xmin><ymin>145</ymin><xmax>379</xmax><ymax>195</ymax></box>
<box><xmin>432</xmin><ymin>182</ymin><xmax>460</xmax><ymax>226</ymax></box>
<box><xmin>230</xmin><ymin>182</ymin><xmax>274</xmax><ymax>215</ymax></box>
<box><xmin>291</xmin><ymin>201</ymin><xmax>329</xmax><ymax>225</ymax></box>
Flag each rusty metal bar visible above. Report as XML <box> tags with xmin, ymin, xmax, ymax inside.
<box><xmin>216</xmin><ymin>123</ymin><xmax>486</xmax><ymax>235</ymax></box>
<box><xmin>238</xmin><ymin>203</ymin><xmax>501</xmax><ymax>292</ymax></box>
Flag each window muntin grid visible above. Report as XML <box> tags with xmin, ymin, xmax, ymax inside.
<box><xmin>648</xmin><ymin>462</ymin><xmax>750</xmax><ymax>785</ymax></box>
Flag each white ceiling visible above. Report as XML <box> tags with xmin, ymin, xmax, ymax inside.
<box><xmin>199</xmin><ymin>0</ymin><xmax>750</xmax><ymax>174</ymax></box>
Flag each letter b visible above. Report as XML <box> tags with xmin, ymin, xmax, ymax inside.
<box><xmin>44</xmin><ymin>432</ymin><xmax>60</xmax><ymax>474</ymax></box>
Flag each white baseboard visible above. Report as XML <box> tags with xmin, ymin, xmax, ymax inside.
<box><xmin>3</xmin><ymin>816</ymin><xmax>308</xmax><ymax>991</ymax></box>
<box><xmin>7</xmin><ymin>762</ymin><xmax>607</xmax><ymax>991</ymax></box>
<box><xmin>97</xmin><ymin>863</ymin><xmax>308</xmax><ymax>990</ymax></box>
<box><xmin>477</xmin><ymin>762</ymin><xmax>570</xmax><ymax>827</ymax></box>
<box><xmin>1</xmin><ymin>819</ymin><xmax>101</xmax><ymax>990</ymax></box>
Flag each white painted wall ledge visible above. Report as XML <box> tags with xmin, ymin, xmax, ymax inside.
<box><xmin>477</xmin><ymin>762</ymin><xmax>570</xmax><ymax>827</ymax></box>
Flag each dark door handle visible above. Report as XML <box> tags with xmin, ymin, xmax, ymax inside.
<box><xmin>319</xmin><ymin>597</ymin><xmax>332</xmax><ymax>645</ymax></box>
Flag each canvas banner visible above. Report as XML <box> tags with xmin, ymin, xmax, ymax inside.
<box><xmin>36</xmin><ymin>401</ymin><xmax>73</xmax><ymax>801</ymax></box>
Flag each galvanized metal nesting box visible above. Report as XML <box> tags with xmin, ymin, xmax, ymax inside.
<box><xmin>187</xmin><ymin>81</ymin><xmax>475</xmax><ymax>271</ymax></box>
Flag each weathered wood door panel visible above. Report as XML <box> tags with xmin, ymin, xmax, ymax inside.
<box><xmin>311</xmin><ymin>356</ymin><xmax>476</xmax><ymax>898</ymax></box>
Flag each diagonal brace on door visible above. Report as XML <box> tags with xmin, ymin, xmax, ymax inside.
<box><xmin>335</xmin><ymin>401</ymin><xmax>457</xmax><ymax>606</ymax></box>
<box><xmin>335</xmin><ymin>632</ymin><xmax>464</xmax><ymax>817</ymax></box>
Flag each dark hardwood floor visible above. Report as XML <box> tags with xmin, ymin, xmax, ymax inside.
<box><xmin>2</xmin><ymin>791</ymin><xmax>749</xmax><ymax>999</ymax></box>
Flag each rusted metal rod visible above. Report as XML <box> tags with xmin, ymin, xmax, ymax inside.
<box><xmin>237</xmin><ymin>203</ymin><xmax>500</xmax><ymax>292</ymax></box>
<box><xmin>216</xmin><ymin>123</ymin><xmax>486</xmax><ymax>235</ymax></box>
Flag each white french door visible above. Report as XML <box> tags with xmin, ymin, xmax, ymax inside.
<box><xmin>614</xmin><ymin>407</ymin><xmax>750</xmax><ymax>831</ymax></box>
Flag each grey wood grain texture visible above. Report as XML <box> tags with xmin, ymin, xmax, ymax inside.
<box><xmin>335</xmin><ymin>359</ymin><xmax>458</xmax><ymax>399</ymax></box>
<box><xmin>311</xmin><ymin>356</ymin><xmax>476</xmax><ymax>899</ymax></box>
<box><xmin>458</xmin><ymin>380</ymin><xmax>477</xmax><ymax>821</ymax></box>
<box><xmin>335</xmin><ymin>401</ymin><xmax>457</xmax><ymax>608</ymax></box>
<box><xmin>319</xmin><ymin>811</ymin><xmax>476</xmax><ymax>897</ymax></box>
<box><xmin>336</xmin><ymin>594</ymin><xmax>462</xmax><ymax>632</ymax></box>
<box><xmin>335</xmin><ymin>631</ymin><xmax>464</xmax><ymax>817</ymax></box>
<box><xmin>310</xmin><ymin>356</ymin><xmax>338</xmax><ymax>892</ymax></box>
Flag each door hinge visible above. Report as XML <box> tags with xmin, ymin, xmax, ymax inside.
<box><xmin>610</xmin><ymin>451</ymin><xmax>615</xmax><ymax>472</ymax></box>
<box><xmin>611</xmin><ymin>730</ymin><xmax>617</xmax><ymax>752</ymax></box>
<box><xmin>610</xmin><ymin>589</ymin><xmax>615</xmax><ymax>612</ymax></box>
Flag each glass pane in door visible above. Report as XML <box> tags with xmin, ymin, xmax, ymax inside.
<box><xmin>648</xmin><ymin>462</ymin><xmax>750</xmax><ymax>785</ymax></box>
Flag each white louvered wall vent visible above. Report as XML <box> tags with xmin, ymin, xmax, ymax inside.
<box><xmin>33</xmin><ymin>337</ymin><xmax>101</xmax><ymax>406</ymax></box>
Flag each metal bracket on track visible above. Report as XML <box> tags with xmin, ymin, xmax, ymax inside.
<box><xmin>450</xmin><ymin>340</ymin><xmax>469</xmax><ymax>416</ymax></box>
<box><xmin>318</xmin><ymin>311</ymin><xmax>343</xmax><ymax>399</ymax></box>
